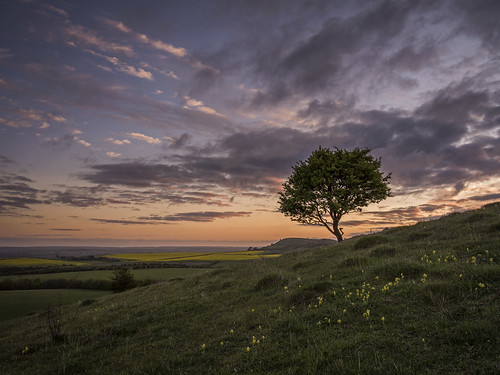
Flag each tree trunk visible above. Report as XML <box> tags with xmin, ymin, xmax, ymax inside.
<box><xmin>332</xmin><ymin>220</ymin><xmax>344</xmax><ymax>242</ymax></box>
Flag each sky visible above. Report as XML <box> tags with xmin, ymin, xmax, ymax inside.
<box><xmin>0</xmin><ymin>0</ymin><xmax>499</xmax><ymax>247</ymax></box>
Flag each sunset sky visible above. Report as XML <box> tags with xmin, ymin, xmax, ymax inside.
<box><xmin>1</xmin><ymin>0</ymin><xmax>499</xmax><ymax>247</ymax></box>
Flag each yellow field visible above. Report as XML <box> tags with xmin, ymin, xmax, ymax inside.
<box><xmin>104</xmin><ymin>251</ymin><xmax>280</xmax><ymax>262</ymax></box>
<box><xmin>0</xmin><ymin>258</ymin><xmax>87</xmax><ymax>267</ymax></box>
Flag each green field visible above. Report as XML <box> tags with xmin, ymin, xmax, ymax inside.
<box><xmin>0</xmin><ymin>203</ymin><xmax>499</xmax><ymax>374</ymax></box>
<box><xmin>0</xmin><ymin>267</ymin><xmax>207</xmax><ymax>282</ymax></box>
<box><xmin>0</xmin><ymin>257</ymin><xmax>87</xmax><ymax>267</ymax></box>
<box><xmin>105</xmin><ymin>250</ymin><xmax>281</xmax><ymax>262</ymax></box>
<box><xmin>0</xmin><ymin>289</ymin><xmax>110</xmax><ymax>321</ymax></box>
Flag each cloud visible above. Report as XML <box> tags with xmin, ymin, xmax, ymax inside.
<box><xmin>469</xmin><ymin>193</ymin><xmax>500</xmax><ymax>202</ymax></box>
<box><xmin>0</xmin><ymin>173</ymin><xmax>48</xmax><ymax>214</ymax></box>
<box><xmin>43</xmin><ymin>134</ymin><xmax>77</xmax><ymax>149</ymax></box>
<box><xmin>106</xmin><ymin>138</ymin><xmax>131</xmax><ymax>145</ymax></box>
<box><xmin>140</xmin><ymin>211</ymin><xmax>252</xmax><ymax>222</ymax></box>
<box><xmin>0</xmin><ymin>106</ymin><xmax>66</xmax><ymax>129</ymax></box>
<box><xmin>105</xmin><ymin>19</ymin><xmax>186</xmax><ymax>57</ymax></box>
<box><xmin>64</xmin><ymin>23</ymin><xmax>134</xmax><ymax>56</ymax></box>
<box><xmin>125</xmin><ymin>132</ymin><xmax>162</xmax><ymax>144</ymax></box>
<box><xmin>79</xmin><ymin>76</ymin><xmax>499</xmax><ymax>200</ymax></box>
<box><xmin>50</xmin><ymin>228</ymin><xmax>81</xmax><ymax>231</ymax></box>
<box><xmin>78</xmin><ymin>139</ymin><xmax>92</xmax><ymax>147</ymax></box>
<box><xmin>90</xmin><ymin>211</ymin><xmax>252</xmax><ymax>225</ymax></box>
<box><xmin>81</xmin><ymin>163</ymin><xmax>188</xmax><ymax>187</ymax></box>
<box><xmin>106</xmin><ymin>151</ymin><xmax>121</xmax><ymax>158</ymax></box>
<box><xmin>91</xmin><ymin>218</ymin><xmax>158</xmax><ymax>225</ymax></box>
<box><xmin>184</xmin><ymin>96</ymin><xmax>226</xmax><ymax>118</ymax></box>
<box><xmin>48</xmin><ymin>187</ymin><xmax>106</xmax><ymax>208</ymax></box>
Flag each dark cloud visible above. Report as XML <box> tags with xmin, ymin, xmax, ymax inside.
<box><xmin>91</xmin><ymin>218</ymin><xmax>159</xmax><ymax>225</ymax></box>
<box><xmin>0</xmin><ymin>173</ymin><xmax>48</xmax><ymax>214</ymax></box>
<box><xmin>140</xmin><ymin>211</ymin><xmax>252</xmax><ymax>222</ymax></box>
<box><xmin>238</xmin><ymin>0</ymin><xmax>440</xmax><ymax>106</ymax></box>
<box><xmin>48</xmin><ymin>187</ymin><xmax>107</xmax><ymax>207</ymax></box>
<box><xmin>81</xmin><ymin>163</ymin><xmax>191</xmax><ymax>187</ymax></box>
<box><xmin>468</xmin><ymin>193</ymin><xmax>500</xmax><ymax>202</ymax></box>
<box><xmin>169</xmin><ymin>133</ymin><xmax>192</xmax><ymax>149</ymax></box>
<box><xmin>79</xmin><ymin>82</ymin><xmax>499</xmax><ymax>199</ymax></box>
<box><xmin>454</xmin><ymin>0</ymin><xmax>500</xmax><ymax>51</ymax></box>
<box><xmin>50</xmin><ymin>228</ymin><xmax>81</xmax><ymax>231</ymax></box>
<box><xmin>90</xmin><ymin>211</ymin><xmax>251</xmax><ymax>225</ymax></box>
<box><xmin>46</xmin><ymin>183</ymin><xmax>231</xmax><ymax>209</ymax></box>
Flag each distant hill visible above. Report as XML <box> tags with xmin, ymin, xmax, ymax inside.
<box><xmin>258</xmin><ymin>237</ymin><xmax>336</xmax><ymax>253</ymax></box>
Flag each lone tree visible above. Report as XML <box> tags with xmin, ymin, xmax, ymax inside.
<box><xmin>278</xmin><ymin>146</ymin><xmax>391</xmax><ymax>242</ymax></box>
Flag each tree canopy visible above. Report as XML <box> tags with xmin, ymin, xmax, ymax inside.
<box><xmin>278</xmin><ymin>146</ymin><xmax>391</xmax><ymax>242</ymax></box>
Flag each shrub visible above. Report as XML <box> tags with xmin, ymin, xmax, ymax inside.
<box><xmin>111</xmin><ymin>268</ymin><xmax>136</xmax><ymax>293</ymax></box>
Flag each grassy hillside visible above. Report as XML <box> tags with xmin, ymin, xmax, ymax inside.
<box><xmin>1</xmin><ymin>203</ymin><xmax>499</xmax><ymax>374</ymax></box>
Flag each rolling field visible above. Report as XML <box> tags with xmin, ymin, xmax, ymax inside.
<box><xmin>105</xmin><ymin>250</ymin><xmax>281</xmax><ymax>262</ymax></box>
<box><xmin>0</xmin><ymin>267</ymin><xmax>207</xmax><ymax>282</ymax></box>
<box><xmin>0</xmin><ymin>289</ymin><xmax>110</xmax><ymax>321</ymax></box>
<box><xmin>0</xmin><ymin>204</ymin><xmax>498</xmax><ymax>373</ymax></box>
<box><xmin>0</xmin><ymin>258</ymin><xmax>87</xmax><ymax>267</ymax></box>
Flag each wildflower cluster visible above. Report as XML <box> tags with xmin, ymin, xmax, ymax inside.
<box><xmin>465</xmin><ymin>248</ymin><xmax>495</xmax><ymax>265</ymax></box>
<box><xmin>421</xmin><ymin>250</ymin><xmax>457</xmax><ymax>264</ymax></box>
<box><xmin>355</xmin><ymin>282</ymin><xmax>375</xmax><ymax>303</ymax></box>
<box><xmin>200</xmin><ymin>325</ymin><xmax>267</xmax><ymax>354</ymax></box>
<box><xmin>381</xmin><ymin>273</ymin><xmax>405</xmax><ymax>292</ymax></box>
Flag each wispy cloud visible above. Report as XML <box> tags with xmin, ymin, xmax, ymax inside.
<box><xmin>106</xmin><ymin>138</ymin><xmax>130</xmax><ymax>145</ymax></box>
<box><xmin>64</xmin><ymin>23</ymin><xmax>134</xmax><ymax>56</ymax></box>
<box><xmin>125</xmin><ymin>132</ymin><xmax>162</xmax><ymax>144</ymax></box>
<box><xmin>105</xmin><ymin>19</ymin><xmax>186</xmax><ymax>57</ymax></box>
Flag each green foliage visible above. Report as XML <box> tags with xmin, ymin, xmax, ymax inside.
<box><xmin>111</xmin><ymin>268</ymin><xmax>136</xmax><ymax>293</ymax></box>
<box><xmin>1</xmin><ymin>203</ymin><xmax>499</xmax><ymax>374</ymax></box>
<box><xmin>278</xmin><ymin>146</ymin><xmax>391</xmax><ymax>241</ymax></box>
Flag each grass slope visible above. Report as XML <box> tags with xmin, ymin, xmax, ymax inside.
<box><xmin>1</xmin><ymin>203</ymin><xmax>499</xmax><ymax>374</ymax></box>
